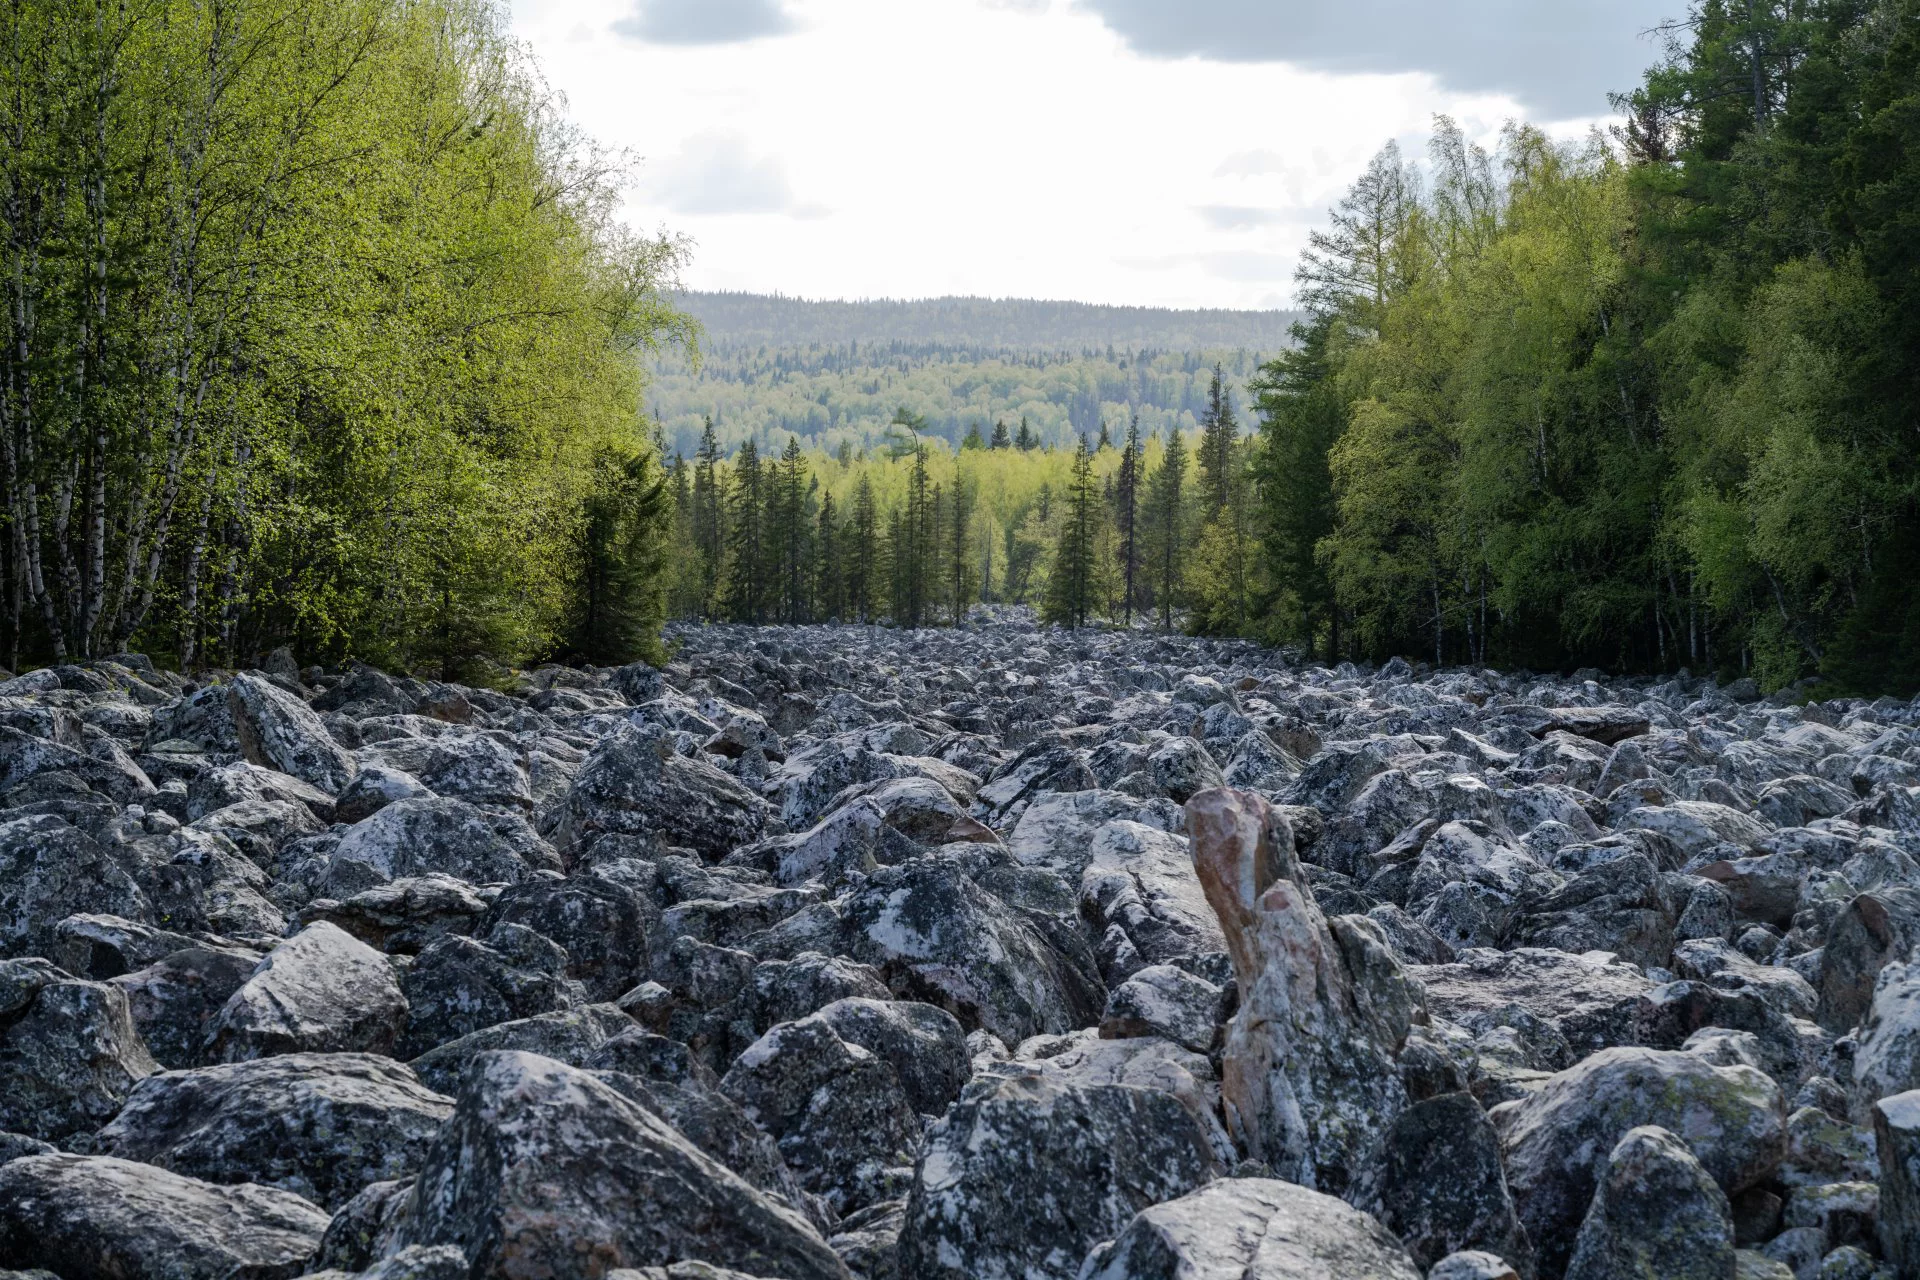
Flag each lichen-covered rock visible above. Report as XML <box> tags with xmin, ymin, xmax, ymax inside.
<box><xmin>209</xmin><ymin>922</ymin><xmax>408</xmax><ymax>1061</ymax></box>
<box><xmin>840</xmin><ymin>861</ymin><xmax>1105</xmax><ymax>1044</ymax></box>
<box><xmin>720</xmin><ymin>1015</ymin><xmax>921</xmax><ymax>1214</ymax></box>
<box><xmin>483</xmin><ymin>873</ymin><xmax>656</xmax><ymax>1002</ymax></box>
<box><xmin>812</xmin><ymin>997</ymin><xmax>970</xmax><ymax>1116</ymax></box>
<box><xmin>896</xmin><ymin>1073</ymin><xmax>1219</xmax><ymax>1280</ymax></box>
<box><xmin>0</xmin><ymin>815</ymin><xmax>152</xmax><ymax>959</ymax></box>
<box><xmin>1187</xmin><ymin>787</ymin><xmax>1415</xmax><ymax>1196</ymax></box>
<box><xmin>1818</xmin><ymin>888</ymin><xmax>1920</xmax><ymax>1034</ymax></box>
<box><xmin>1079</xmin><ymin>820</ymin><xmax>1227</xmax><ymax>984</ymax></box>
<box><xmin>1414</xmin><ymin>947</ymin><xmax>1654</xmax><ymax>1066</ymax></box>
<box><xmin>558</xmin><ymin>725</ymin><xmax>773</xmax><ymax>860</ymax></box>
<box><xmin>405</xmin><ymin>1003</ymin><xmax>636</xmax><ymax>1094</ymax></box>
<box><xmin>97</xmin><ymin>1052</ymin><xmax>453</xmax><ymax>1210</ymax></box>
<box><xmin>1078</xmin><ymin>1176</ymin><xmax>1422</xmax><ymax>1280</ymax></box>
<box><xmin>1356</xmin><ymin>1091</ymin><xmax>1532</xmax><ymax>1276</ymax></box>
<box><xmin>1098</xmin><ymin>963</ymin><xmax>1221</xmax><ymax>1055</ymax></box>
<box><xmin>381</xmin><ymin>1051</ymin><xmax>849</xmax><ymax>1280</ymax></box>
<box><xmin>0</xmin><ymin>957</ymin><xmax>156</xmax><ymax>1142</ymax></box>
<box><xmin>397</xmin><ymin>925</ymin><xmax>583</xmax><ymax>1059</ymax></box>
<box><xmin>325</xmin><ymin>797</ymin><xmax>555</xmax><ymax>895</ymax></box>
<box><xmin>1563</xmin><ymin>1126</ymin><xmax>1735</xmax><ymax>1280</ymax></box>
<box><xmin>299</xmin><ymin>874</ymin><xmax>491</xmax><ymax>955</ymax></box>
<box><xmin>1875</xmin><ymin>1088</ymin><xmax>1920</xmax><ymax>1278</ymax></box>
<box><xmin>228</xmin><ymin>674</ymin><xmax>355</xmax><ymax>794</ymax></box>
<box><xmin>1492</xmin><ymin>1046</ymin><xmax>1787</xmax><ymax>1278</ymax></box>
<box><xmin>109</xmin><ymin>944</ymin><xmax>263</xmax><ymax>1069</ymax></box>
<box><xmin>0</xmin><ymin>1152</ymin><xmax>329</xmax><ymax>1280</ymax></box>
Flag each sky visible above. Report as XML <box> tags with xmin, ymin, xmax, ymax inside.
<box><xmin>506</xmin><ymin>0</ymin><xmax>1685</xmax><ymax>310</ymax></box>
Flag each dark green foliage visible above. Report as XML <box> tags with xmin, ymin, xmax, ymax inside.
<box><xmin>570</xmin><ymin>450</ymin><xmax>672</xmax><ymax>666</ymax></box>
<box><xmin>1042</xmin><ymin>438</ymin><xmax>1099</xmax><ymax>629</ymax></box>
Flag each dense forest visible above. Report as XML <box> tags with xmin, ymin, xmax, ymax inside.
<box><xmin>647</xmin><ymin>343</ymin><xmax>1270</xmax><ymax>459</ymax></box>
<box><xmin>6</xmin><ymin>0</ymin><xmax>1918</xmax><ymax>699</ymax></box>
<box><xmin>0</xmin><ymin>0</ymin><xmax>690</xmax><ymax>677</ymax></box>
<box><xmin>664</xmin><ymin>0</ymin><xmax>1920</xmax><ymax>698</ymax></box>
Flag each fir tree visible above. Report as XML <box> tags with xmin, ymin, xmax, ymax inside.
<box><xmin>815</xmin><ymin>489</ymin><xmax>844</xmax><ymax>621</ymax></box>
<box><xmin>961</xmin><ymin>422</ymin><xmax>986</xmax><ymax>450</ymax></box>
<box><xmin>989</xmin><ymin>419</ymin><xmax>1012</xmax><ymax>450</ymax></box>
<box><xmin>1015</xmin><ymin>417</ymin><xmax>1037</xmax><ymax>451</ymax></box>
<box><xmin>849</xmin><ymin>472</ymin><xmax>878</xmax><ymax>623</ymax></box>
<box><xmin>947</xmin><ymin>474</ymin><xmax>976</xmax><ymax>624</ymax></box>
<box><xmin>773</xmin><ymin>435</ymin><xmax>811</xmax><ymax>624</ymax></box>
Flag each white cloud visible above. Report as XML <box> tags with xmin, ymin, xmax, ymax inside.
<box><xmin>612</xmin><ymin>0</ymin><xmax>799</xmax><ymax>45</ymax></box>
<box><xmin>508</xmin><ymin>0</ymin><xmax>1628</xmax><ymax>308</ymax></box>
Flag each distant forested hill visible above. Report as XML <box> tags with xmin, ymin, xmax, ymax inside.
<box><xmin>647</xmin><ymin>293</ymin><xmax>1299</xmax><ymax>460</ymax></box>
<box><xmin>674</xmin><ymin>292</ymin><xmax>1302</xmax><ymax>352</ymax></box>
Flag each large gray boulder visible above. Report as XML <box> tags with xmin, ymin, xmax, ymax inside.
<box><xmin>325</xmin><ymin>797</ymin><xmax>555</xmax><ymax>894</ymax></box>
<box><xmin>382</xmin><ymin>1051</ymin><xmax>849</xmax><ymax>1280</ymax></box>
<box><xmin>1357</xmin><ymin>1092</ymin><xmax>1531</xmax><ymax>1276</ymax></box>
<box><xmin>97</xmin><ymin>1053</ymin><xmax>453</xmax><ymax>1210</ymax></box>
<box><xmin>0</xmin><ymin>1152</ymin><xmax>329</xmax><ymax>1280</ymax></box>
<box><xmin>897</xmin><ymin>1073</ymin><xmax>1220</xmax><ymax>1280</ymax></box>
<box><xmin>812</xmin><ymin>997</ymin><xmax>971</xmax><ymax>1116</ymax></box>
<box><xmin>208</xmin><ymin>922</ymin><xmax>409</xmax><ymax>1061</ymax></box>
<box><xmin>0</xmin><ymin>815</ymin><xmax>152</xmax><ymax>959</ymax></box>
<box><xmin>397</xmin><ymin>926</ymin><xmax>583</xmax><ymax>1059</ymax></box>
<box><xmin>558</xmin><ymin>725</ymin><xmax>773</xmax><ymax>860</ymax></box>
<box><xmin>1078</xmin><ymin>1176</ymin><xmax>1422</xmax><ymax>1280</ymax></box>
<box><xmin>1563</xmin><ymin>1126</ymin><xmax>1736</xmax><ymax>1280</ymax></box>
<box><xmin>840</xmin><ymin>861</ymin><xmax>1105</xmax><ymax>1044</ymax></box>
<box><xmin>1492</xmin><ymin>1046</ymin><xmax>1787</xmax><ymax>1278</ymax></box>
<box><xmin>228</xmin><ymin>674</ymin><xmax>355</xmax><ymax>793</ymax></box>
<box><xmin>0</xmin><ymin>957</ymin><xmax>156</xmax><ymax>1143</ymax></box>
<box><xmin>1079</xmin><ymin>820</ymin><xmax>1227</xmax><ymax>983</ymax></box>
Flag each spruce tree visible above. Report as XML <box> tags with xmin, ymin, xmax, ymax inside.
<box><xmin>773</xmin><ymin>435</ymin><xmax>811</xmax><ymax>624</ymax></box>
<box><xmin>720</xmin><ymin>439</ymin><xmax>767</xmax><ymax>623</ymax></box>
<box><xmin>962</xmin><ymin>422</ymin><xmax>986</xmax><ymax>450</ymax></box>
<box><xmin>571</xmin><ymin>448</ymin><xmax>672</xmax><ymax>664</ymax></box>
<box><xmin>1147</xmin><ymin>427</ymin><xmax>1188</xmax><ymax>633</ymax></box>
<box><xmin>946</xmin><ymin>475</ymin><xmax>977</xmax><ymax>624</ymax></box>
<box><xmin>692</xmin><ymin>417</ymin><xmax>725</xmax><ymax>617</ymax></box>
<box><xmin>816</xmin><ymin>489</ymin><xmax>844</xmax><ymax>621</ymax></box>
<box><xmin>1015</xmin><ymin>417</ymin><xmax>1037</xmax><ymax>451</ymax></box>
<box><xmin>1115</xmin><ymin>414</ymin><xmax>1142</xmax><ymax>625</ymax></box>
<box><xmin>990</xmin><ymin>419</ymin><xmax>1012</xmax><ymax>450</ymax></box>
<box><xmin>849</xmin><ymin>472</ymin><xmax>878</xmax><ymax>623</ymax></box>
<box><xmin>1198</xmin><ymin>366</ymin><xmax>1239</xmax><ymax>517</ymax></box>
<box><xmin>1042</xmin><ymin>436</ymin><xmax>1099</xmax><ymax>629</ymax></box>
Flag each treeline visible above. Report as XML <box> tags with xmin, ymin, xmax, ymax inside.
<box><xmin>661</xmin><ymin>376</ymin><xmax>1254</xmax><ymax>634</ymax></box>
<box><xmin>646</xmin><ymin>342</ymin><xmax>1269</xmax><ymax>459</ymax></box>
<box><xmin>0</xmin><ymin>0</ymin><xmax>689</xmax><ymax>677</ymax></box>
<box><xmin>674</xmin><ymin>292</ymin><xmax>1301</xmax><ymax>351</ymax></box>
<box><xmin>1245</xmin><ymin>0</ymin><xmax>1920</xmax><ymax>695</ymax></box>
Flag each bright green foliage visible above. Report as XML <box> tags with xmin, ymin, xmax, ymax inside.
<box><xmin>0</xmin><ymin>0</ymin><xmax>690</xmax><ymax>672</ymax></box>
<box><xmin>1241</xmin><ymin>0</ymin><xmax>1920</xmax><ymax>694</ymax></box>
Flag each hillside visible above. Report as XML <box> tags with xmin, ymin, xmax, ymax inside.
<box><xmin>647</xmin><ymin>293</ymin><xmax>1298</xmax><ymax>459</ymax></box>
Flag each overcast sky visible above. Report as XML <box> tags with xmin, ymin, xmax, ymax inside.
<box><xmin>507</xmin><ymin>0</ymin><xmax>1682</xmax><ymax>310</ymax></box>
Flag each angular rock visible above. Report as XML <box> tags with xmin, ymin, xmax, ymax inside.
<box><xmin>896</xmin><ymin>1072</ymin><xmax>1219</xmax><ymax>1280</ymax></box>
<box><xmin>1357</xmin><ymin>1091</ymin><xmax>1532</xmax><ymax>1275</ymax></box>
<box><xmin>383</xmin><ymin>1051</ymin><xmax>848</xmax><ymax>1280</ymax></box>
<box><xmin>1080</xmin><ymin>820</ymin><xmax>1228</xmax><ymax>984</ymax></box>
<box><xmin>110</xmin><ymin>944</ymin><xmax>266</xmax><ymax>1069</ymax></box>
<box><xmin>209</xmin><ymin>922</ymin><xmax>408</xmax><ymax>1061</ymax></box>
<box><xmin>0</xmin><ymin>957</ymin><xmax>156</xmax><ymax>1142</ymax></box>
<box><xmin>1187</xmin><ymin>787</ymin><xmax>1415</xmax><ymax>1195</ymax></box>
<box><xmin>484</xmin><ymin>873</ymin><xmax>656</xmax><ymax>1002</ymax></box>
<box><xmin>559</xmin><ymin>725</ymin><xmax>773</xmax><ymax>860</ymax></box>
<box><xmin>1098</xmin><ymin>963</ymin><xmax>1222</xmax><ymax>1055</ymax></box>
<box><xmin>1079</xmin><ymin>1176</ymin><xmax>1422</xmax><ymax>1280</ymax></box>
<box><xmin>0</xmin><ymin>1152</ymin><xmax>329</xmax><ymax>1280</ymax></box>
<box><xmin>1563</xmin><ymin>1125</ymin><xmax>1735</xmax><ymax>1280</ymax></box>
<box><xmin>0</xmin><ymin>814</ymin><xmax>152</xmax><ymax>960</ymax></box>
<box><xmin>812</xmin><ymin>997</ymin><xmax>970</xmax><ymax>1116</ymax></box>
<box><xmin>1493</xmin><ymin>1046</ymin><xmax>1787</xmax><ymax>1278</ymax></box>
<box><xmin>228</xmin><ymin>674</ymin><xmax>355</xmax><ymax>793</ymax></box>
<box><xmin>97</xmin><ymin>1052</ymin><xmax>453</xmax><ymax>1210</ymax></box>
<box><xmin>326</xmin><ymin>797</ymin><xmax>553</xmax><ymax>895</ymax></box>
<box><xmin>720</xmin><ymin>1015</ymin><xmax>921</xmax><ymax>1214</ymax></box>
<box><xmin>1875</xmin><ymin>1088</ymin><xmax>1920</xmax><ymax>1279</ymax></box>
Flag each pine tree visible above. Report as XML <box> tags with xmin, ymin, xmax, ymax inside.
<box><xmin>1146</xmin><ymin>427</ymin><xmax>1188</xmax><ymax>633</ymax></box>
<box><xmin>1043</xmin><ymin>436</ymin><xmax>1100</xmax><ymax>629</ymax></box>
<box><xmin>1114</xmin><ymin>413</ymin><xmax>1143</xmax><ymax>625</ymax></box>
<box><xmin>990</xmin><ymin>419</ymin><xmax>1012</xmax><ymax>450</ymax></box>
<box><xmin>691</xmin><ymin>417</ymin><xmax>725</xmax><ymax>617</ymax></box>
<box><xmin>720</xmin><ymin>439</ymin><xmax>767</xmax><ymax>623</ymax></box>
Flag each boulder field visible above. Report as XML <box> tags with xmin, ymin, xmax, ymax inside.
<box><xmin>3</xmin><ymin>614</ymin><xmax>1920</xmax><ymax>1279</ymax></box>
